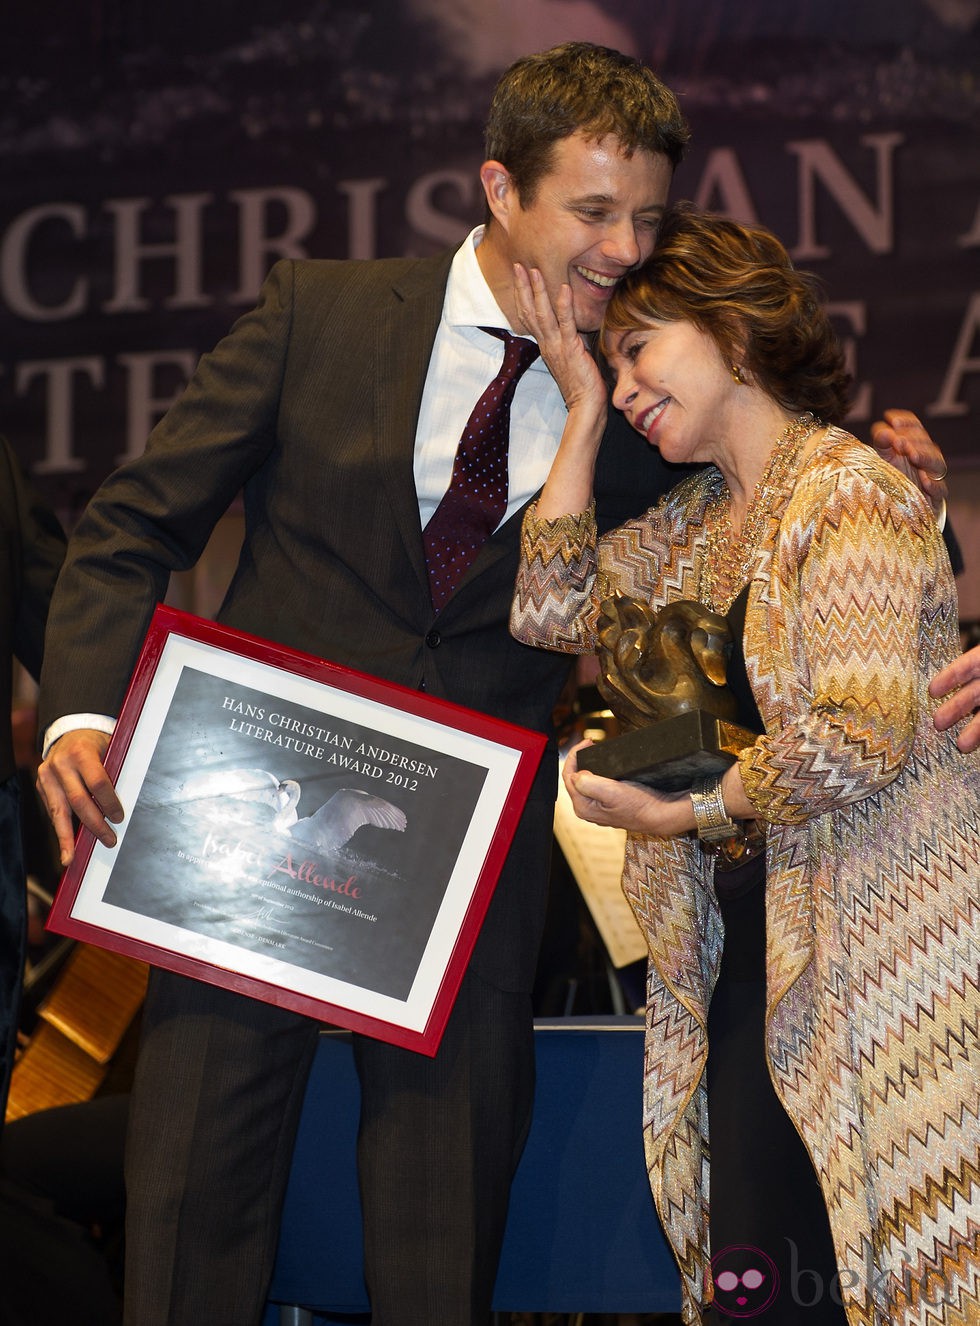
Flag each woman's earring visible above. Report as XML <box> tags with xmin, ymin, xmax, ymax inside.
<box><xmin>731</xmin><ymin>363</ymin><xmax>745</xmax><ymax>385</ymax></box>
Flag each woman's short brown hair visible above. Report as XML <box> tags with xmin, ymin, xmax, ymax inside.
<box><xmin>600</xmin><ymin>202</ymin><xmax>852</xmax><ymax>425</ymax></box>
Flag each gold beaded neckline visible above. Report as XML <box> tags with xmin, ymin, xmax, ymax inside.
<box><xmin>698</xmin><ymin>411</ymin><xmax>822</xmax><ymax>614</ymax></box>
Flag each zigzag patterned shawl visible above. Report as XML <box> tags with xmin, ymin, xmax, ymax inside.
<box><xmin>511</xmin><ymin>429</ymin><xmax>980</xmax><ymax>1325</ymax></box>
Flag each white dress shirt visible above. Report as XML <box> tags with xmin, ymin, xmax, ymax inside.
<box><xmin>414</xmin><ymin>226</ymin><xmax>567</xmax><ymax>530</ymax></box>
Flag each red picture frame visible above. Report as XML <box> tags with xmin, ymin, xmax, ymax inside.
<box><xmin>47</xmin><ymin>605</ymin><xmax>546</xmax><ymax>1055</ymax></box>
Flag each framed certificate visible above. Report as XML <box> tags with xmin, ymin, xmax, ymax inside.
<box><xmin>47</xmin><ymin>606</ymin><xmax>546</xmax><ymax>1055</ymax></box>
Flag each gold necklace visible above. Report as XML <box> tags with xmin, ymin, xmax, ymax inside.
<box><xmin>698</xmin><ymin>411</ymin><xmax>822</xmax><ymax>614</ymax></box>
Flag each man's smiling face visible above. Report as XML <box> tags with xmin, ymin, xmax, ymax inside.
<box><xmin>494</xmin><ymin>131</ymin><xmax>672</xmax><ymax>333</ymax></box>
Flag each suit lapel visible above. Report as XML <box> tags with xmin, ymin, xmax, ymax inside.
<box><xmin>373</xmin><ymin>252</ymin><xmax>453</xmax><ymax>602</ymax></box>
<box><xmin>447</xmin><ymin>497</ymin><xmax>529</xmax><ymax>608</ymax></box>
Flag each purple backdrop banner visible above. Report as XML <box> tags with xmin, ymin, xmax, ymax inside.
<box><xmin>2</xmin><ymin>0</ymin><xmax>978</xmax><ymax>519</ymax></box>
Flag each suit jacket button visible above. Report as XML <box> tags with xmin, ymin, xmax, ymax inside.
<box><xmin>425</xmin><ymin>629</ymin><xmax>441</xmax><ymax>648</ymax></box>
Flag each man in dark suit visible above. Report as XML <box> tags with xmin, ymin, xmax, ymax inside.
<box><xmin>34</xmin><ymin>42</ymin><xmax>950</xmax><ymax>1326</ymax></box>
<box><xmin>0</xmin><ymin>435</ymin><xmax>65</xmax><ymax>1124</ymax></box>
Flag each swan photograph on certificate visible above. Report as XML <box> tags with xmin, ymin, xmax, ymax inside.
<box><xmin>46</xmin><ymin>605</ymin><xmax>546</xmax><ymax>1054</ymax></box>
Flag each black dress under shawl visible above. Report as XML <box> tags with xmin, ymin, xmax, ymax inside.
<box><xmin>704</xmin><ymin>587</ymin><xmax>847</xmax><ymax>1326</ymax></box>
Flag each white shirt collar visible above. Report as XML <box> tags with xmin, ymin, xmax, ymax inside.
<box><xmin>444</xmin><ymin>227</ymin><xmax>540</xmax><ymax>360</ymax></box>
<box><xmin>443</xmin><ymin>226</ymin><xmax>509</xmax><ymax>333</ymax></box>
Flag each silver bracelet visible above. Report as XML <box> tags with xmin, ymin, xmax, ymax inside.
<box><xmin>690</xmin><ymin>774</ymin><xmax>738</xmax><ymax>844</ymax></box>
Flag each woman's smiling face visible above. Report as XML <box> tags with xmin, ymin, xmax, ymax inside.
<box><xmin>605</xmin><ymin>317</ymin><xmax>740</xmax><ymax>466</ymax></box>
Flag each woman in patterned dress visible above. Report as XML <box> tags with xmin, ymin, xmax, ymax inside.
<box><xmin>510</xmin><ymin>203</ymin><xmax>980</xmax><ymax>1326</ymax></box>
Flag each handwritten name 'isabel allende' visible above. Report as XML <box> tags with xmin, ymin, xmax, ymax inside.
<box><xmin>201</xmin><ymin>829</ymin><xmax>361</xmax><ymax>898</ymax></box>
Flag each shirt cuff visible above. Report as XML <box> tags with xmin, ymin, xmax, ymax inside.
<box><xmin>42</xmin><ymin>713</ymin><xmax>117</xmax><ymax>760</ymax></box>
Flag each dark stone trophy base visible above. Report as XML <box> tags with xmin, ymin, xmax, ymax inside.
<box><xmin>577</xmin><ymin>710</ymin><xmax>757</xmax><ymax>792</ymax></box>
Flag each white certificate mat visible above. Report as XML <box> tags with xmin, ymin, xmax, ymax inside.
<box><xmin>49</xmin><ymin>605</ymin><xmax>546</xmax><ymax>1055</ymax></box>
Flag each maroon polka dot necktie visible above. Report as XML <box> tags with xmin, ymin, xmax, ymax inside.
<box><xmin>424</xmin><ymin>327</ymin><xmax>540</xmax><ymax>612</ymax></box>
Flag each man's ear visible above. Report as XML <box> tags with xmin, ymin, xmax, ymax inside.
<box><xmin>479</xmin><ymin>159</ymin><xmax>518</xmax><ymax>230</ymax></box>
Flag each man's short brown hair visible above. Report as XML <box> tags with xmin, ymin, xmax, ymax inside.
<box><xmin>484</xmin><ymin>42</ymin><xmax>689</xmax><ymax>206</ymax></box>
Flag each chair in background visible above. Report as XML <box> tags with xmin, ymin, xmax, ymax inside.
<box><xmin>263</xmin><ymin>1016</ymin><xmax>680</xmax><ymax>1326</ymax></box>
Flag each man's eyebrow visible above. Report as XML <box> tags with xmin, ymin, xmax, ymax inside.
<box><xmin>566</xmin><ymin>193</ymin><xmax>665</xmax><ymax>213</ymax></box>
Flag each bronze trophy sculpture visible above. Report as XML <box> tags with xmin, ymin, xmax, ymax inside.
<box><xmin>577</xmin><ymin>595</ymin><xmax>758</xmax><ymax>791</ymax></box>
